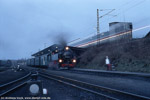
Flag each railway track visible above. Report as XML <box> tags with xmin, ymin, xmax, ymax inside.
<box><xmin>39</xmin><ymin>71</ymin><xmax>150</xmax><ymax>100</ymax></box>
<box><xmin>0</xmin><ymin>72</ymin><xmax>31</xmax><ymax>96</ymax></box>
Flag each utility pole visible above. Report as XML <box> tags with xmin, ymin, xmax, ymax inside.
<box><xmin>97</xmin><ymin>9</ymin><xmax>100</xmax><ymax>46</ymax></box>
<box><xmin>96</xmin><ymin>9</ymin><xmax>116</xmax><ymax>46</ymax></box>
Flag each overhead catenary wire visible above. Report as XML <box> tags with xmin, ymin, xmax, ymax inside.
<box><xmin>100</xmin><ymin>0</ymin><xmax>147</xmax><ymax>23</ymax></box>
<box><xmin>70</xmin><ymin>0</ymin><xmax>147</xmax><ymax>44</ymax></box>
<box><xmin>100</xmin><ymin>0</ymin><xmax>147</xmax><ymax>32</ymax></box>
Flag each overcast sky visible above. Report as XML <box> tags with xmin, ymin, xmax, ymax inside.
<box><xmin>0</xmin><ymin>0</ymin><xmax>150</xmax><ymax>59</ymax></box>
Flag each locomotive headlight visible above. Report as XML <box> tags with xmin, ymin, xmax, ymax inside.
<box><xmin>59</xmin><ymin>59</ymin><xmax>63</xmax><ymax>63</ymax></box>
<box><xmin>55</xmin><ymin>50</ymin><xmax>58</xmax><ymax>52</ymax></box>
<box><xmin>65</xmin><ymin>46</ymin><xmax>69</xmax><ymax>50</ymax></box>
<box><xmin>72</xmin><ymin>59</ymin><xmax>76</xmax><ymax>63</ymax></box>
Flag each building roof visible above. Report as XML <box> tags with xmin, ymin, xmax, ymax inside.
<box><xmin>32</xmin><ymin>44</ymin><xmax>63</xmax><ymax>57</ymax></box>
<box><xmin>32</xmin><ymin>44</ymin><xmax>85</xmax><ymax>57</ymax></box>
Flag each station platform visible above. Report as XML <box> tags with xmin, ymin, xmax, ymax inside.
<box><xmin>74</xmin><ymin>68</ymin><xmax>150</xmax><ymax>78</ymax></box>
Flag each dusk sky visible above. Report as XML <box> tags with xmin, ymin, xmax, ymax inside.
<box><xmin>0</xmin><ymin>0</ymin><xmax>150</xmax><ymax>59</ymax></box>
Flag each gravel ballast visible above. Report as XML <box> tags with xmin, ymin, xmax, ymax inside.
<box><xmin>0</xmin><ymin>69</ymin><xmax>28</xmax><ymax>85</ymax></box>
<box><xmin>42</xmin><ymin>69</ymin><xmax>150</xmax><ymax>97</ymax></box>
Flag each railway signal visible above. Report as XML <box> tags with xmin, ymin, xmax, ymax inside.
<box><xmin>27</xmin><ymin>74</ymin><xmax>48</xmax><ymax>96</ymax></box>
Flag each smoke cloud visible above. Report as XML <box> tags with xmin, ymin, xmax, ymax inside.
<box><xmin>57</xmin><ymin>34</ymin><xmax>67</xmax><ymax>46</ymax></box>
<box><xmin>48</xmin><ymin>30</ymin><xmax>71</xmax><ymax>47</ymax></box>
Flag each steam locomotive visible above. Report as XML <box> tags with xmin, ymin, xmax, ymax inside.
<box><xmin>27</xmin><ymin>45</ymin><xmax>78</xmax><ymax>69</ymax></box>
<box><xmin>50</xmin><ymin>46</ymin><xmax>77</xmax><ymax>69</ymax></box>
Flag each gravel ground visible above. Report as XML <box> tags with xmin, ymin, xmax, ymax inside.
<box><xmin>0</xmin><ymin>67</ymin><xmax>10</xmax><ymax>72</ymax></box>
<box><xmin>41</xmin><ymin>69</ymin><xmax>150</xmax><ymax>97</ymax></box>
<box><xmin>6</xmin><ymin>76</ymin><xmax>103</xmax><ymax>100</ymax></box>
<box><xmin>39</xmin><ymin>77</ymin><xmax>103</xmax><ymax>100</ymax></box>
<box><xmin>0</xmin><ymin>69</ymin><xmax>28</xmax><ymax>85</ymax></box>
